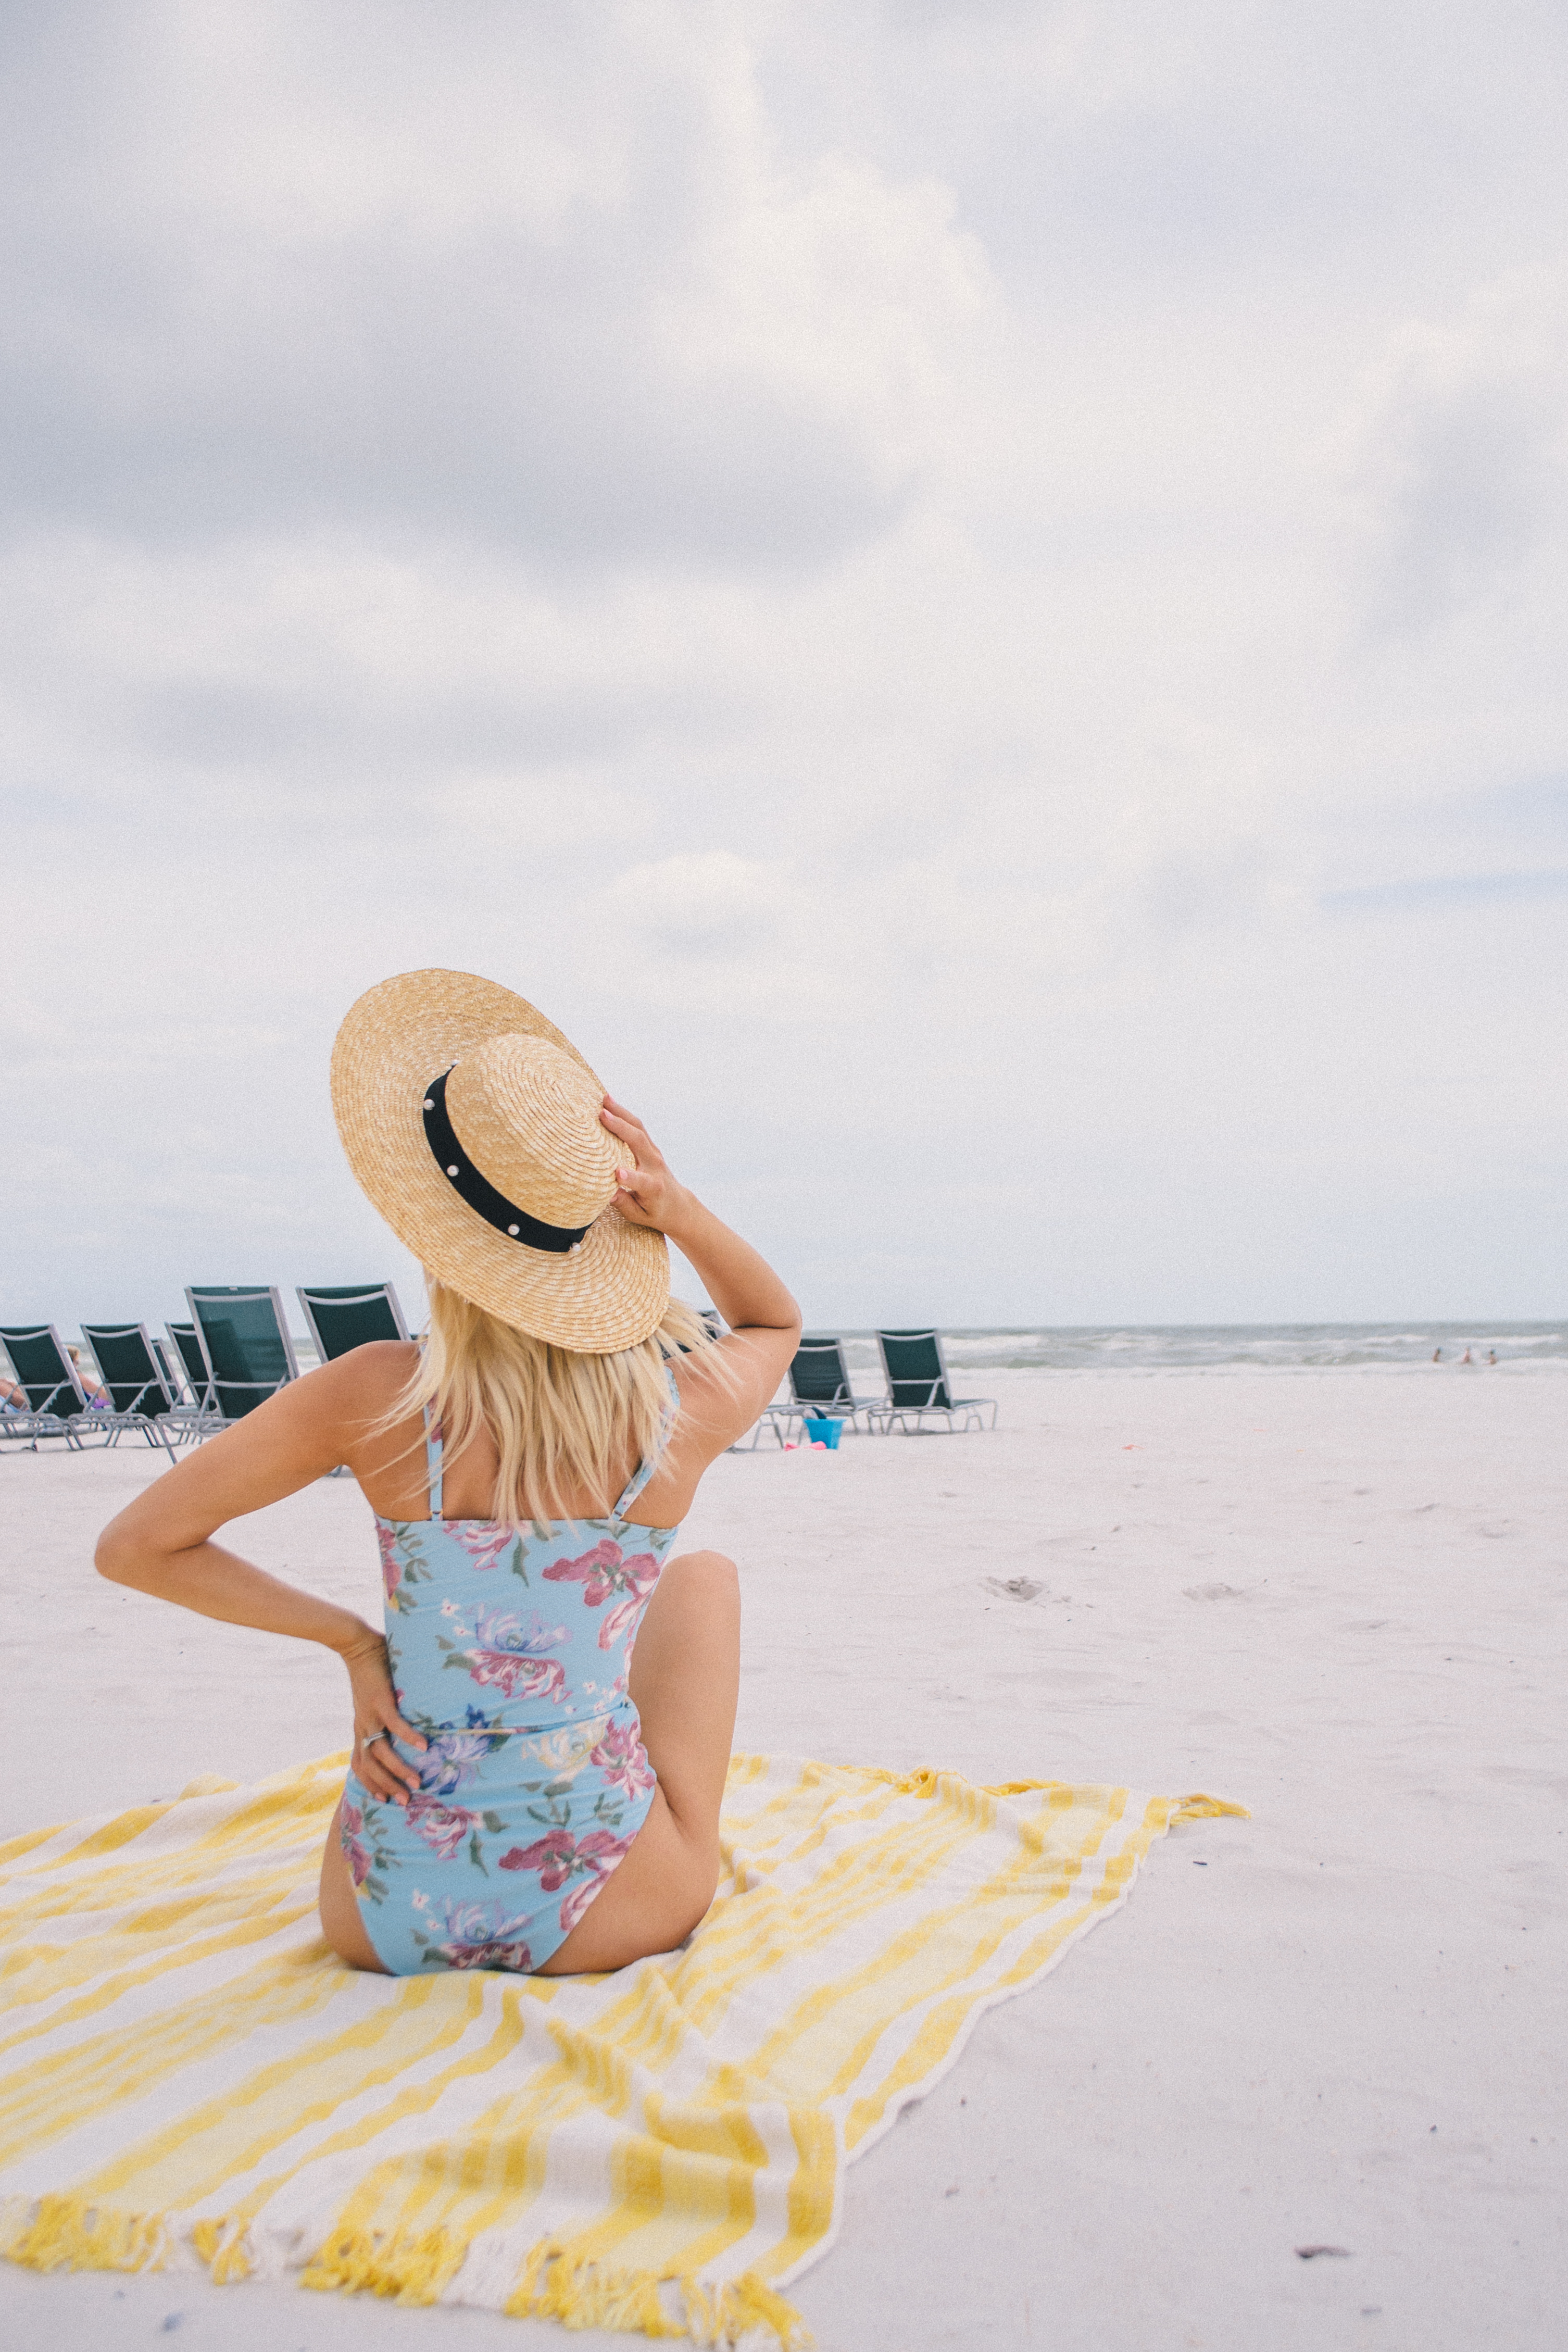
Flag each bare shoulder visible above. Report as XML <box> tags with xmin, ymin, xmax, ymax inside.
<box><xmin>278</xmin><ymin>1341</ymin><xmax>421</xmax><ymax>1459</ymax></box>
<box><xmin>216</xmin><ymin>1342</ymin><xmax>417</xmax><ymax>1467</ymax></box>
<box><xmin>303</xmin><ymin>1340</ymin><xmax>420</xmax><ymax>1415</ymax></box>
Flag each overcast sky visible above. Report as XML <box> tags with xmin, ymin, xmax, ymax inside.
<box><xmin>4</xmin><ymin>0</ymin><xmax>1565</xmax><ymax>1336</ymax></box>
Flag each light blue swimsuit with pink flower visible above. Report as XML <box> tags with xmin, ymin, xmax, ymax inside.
<box><xmin>340</xmin><ymin>1387</ymin><xmax>680</xmax><ymax>1974</ymax></box>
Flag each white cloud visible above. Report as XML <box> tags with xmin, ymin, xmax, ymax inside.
<box><xmin>0</xmin><ymin>2</ymin><xmax>987</xmax><ymax>566</ymax></box>
<box><xmin>1</xmin><ymin>0</ymin><xmax>1565</xmax><ymax>1328</ymax></box>
<box><xmin>1344</xmin><ymin>273</ymin><xmax>1568</xmax><ymax>631</ymax></box>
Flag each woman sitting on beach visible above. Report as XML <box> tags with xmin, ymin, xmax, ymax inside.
<box><xmin>97</xmin><ymin>970</ymin><xmax>800</xmax><ymax>1979</ymax></box>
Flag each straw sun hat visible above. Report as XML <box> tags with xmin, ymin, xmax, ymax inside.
<box><xmin>330</xmin><ymin>969</ymin><xmax>669</xmax><ymax>1353</ymax></box>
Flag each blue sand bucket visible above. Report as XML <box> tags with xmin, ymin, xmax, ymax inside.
<box><xmin>801</xmin><ymin>1416</ymin><xmax>843</xmax><ymax>1449</ymax></box>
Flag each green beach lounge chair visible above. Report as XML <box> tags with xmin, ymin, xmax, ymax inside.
<box><xmin>185</xmin><ymin>1287</ymin><xmax>299</xmax><ymax>1422</ymax></box>
<box><xmin>0</xmin><ymin>1324</ymin><xmax>105</xmax><ymax>1448</ymax></box>
<box><xmin>78</xmin><ymin>1322</ymin><xmax>183</xmax><ymax>1459</ymax></box>
<box><xmin>744</xmin><ymin>1335</ymin><xmax>885</xmax><ymax>1448</ymax></box>
<box><xmin>789</xmin><ymin>1335</ymin><xmax>884</xmax><ymax>1427</ymax></box>
<box><xmin>296</xmin><ymin>1283</ymin><xmax>410</xmax><ymax>1363</ymax></box>
<box><xmin>875</xmin><ymin>1330</ymin><xmax>997</xmax><ymax>1434</ymax></box>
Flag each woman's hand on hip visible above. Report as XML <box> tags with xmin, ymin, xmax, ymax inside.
<box><xmin>341</xmin><ymin>1631</ymin><xmax>427</xmax><ymax>1804</ymax></box>
<box><xmin>600</xmin><ymin>1096</ymin><xmax>692</xmax><ymax>1234</ymax></box>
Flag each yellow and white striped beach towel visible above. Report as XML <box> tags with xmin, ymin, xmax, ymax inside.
<box><xmin>0</xmin><ymin>1752</ymin><xmax>1241</xmax><ymax>2345</ymax></box>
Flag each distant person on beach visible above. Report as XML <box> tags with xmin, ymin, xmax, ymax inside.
<box><xmin>1432</xmin><ymin>1348</ymin><xmax>1441</xmax><ymax>1363</ymax></box>
<box><xmin>96</xmin><ymin>969</ymin><xmax>800</xmax><ymax>1982</ymax></box>
<box><xmin>3</xmin><ymin>1353</ymin><xmax>103</xmax><ymax>1411</ymax></box>
<box><xmin>1487</xmin><ymin>1349</ymin><xmax>1498</xmax><ymax>1365</ymax></box>
<box><xmin>66</xmin><ymin>1346</ymin><xmax>106</xmax><ymax>1405</ymax></box>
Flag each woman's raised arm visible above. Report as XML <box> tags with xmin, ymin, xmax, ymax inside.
<box><xmin>600</xmin><ymin>1095</ymin><xmax>802</xmax><ymax>1446</ymax></box>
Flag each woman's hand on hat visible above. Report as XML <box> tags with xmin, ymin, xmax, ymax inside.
<box><xmin>600</xmin><ymin>1095</ymin><xmax>688</xmax><ymax>1234</ymax></box>
<box><xmin>340</xmin><ymin>1629</ymin><xmax>427</xmax><ymax>1806</ymax></box>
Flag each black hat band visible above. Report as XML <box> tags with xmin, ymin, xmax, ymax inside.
<box><xmin>422</xmin><ymin>1069</ymin><xmax>592</xmax><ymax>1255</ymax></box>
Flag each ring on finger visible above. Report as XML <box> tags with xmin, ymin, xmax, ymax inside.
<box><xmin>363</xmin><ymin>1730</ymin><xmax>387</xmax><ymax>1747</ymax></box>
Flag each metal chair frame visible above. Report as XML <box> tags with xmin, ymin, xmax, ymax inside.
<box><xmin>874</xmin><ymin>1330</ymin><xmax>997</xmax><ymax>1434</ymax></box>
<box><xmin>165</xmin><ymin>1323</ymin><xmax>223</xmax><ymax>1432</ymax></box>
<box><xmin>148</xmin><ymin>1332</ymin><xmax>218</xmax><ymax>1442</ymax></box>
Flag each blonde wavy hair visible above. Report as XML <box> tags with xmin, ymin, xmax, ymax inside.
<box><xmin>389</xmin><ymin>1277</ymin><xmax>723</xmax><ymax>1527</ymax></box>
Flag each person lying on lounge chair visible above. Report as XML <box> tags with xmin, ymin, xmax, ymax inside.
<box><xmin>66</xmin><ymin>1346</ymin><xmax>107</xmax><ymax>1406</ymax></box>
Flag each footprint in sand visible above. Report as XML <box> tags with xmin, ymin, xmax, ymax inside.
<box><xmin>1183</xmin><ymin>1581</ymin><xmax>1247</xmax><ymax>1602</ymax></box>
<box><xmin>981</xmin><ymin>1575</ymin><xmax>1045</xmax><ymax>1603</ymax></box>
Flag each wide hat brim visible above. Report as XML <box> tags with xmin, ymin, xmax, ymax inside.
<box><xmin>330</xmin><ymin>969</ymin><xmax>669</xmax><ymax>1352</ymax></box>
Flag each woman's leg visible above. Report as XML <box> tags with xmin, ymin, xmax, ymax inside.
<box><xmin>319</xmin><ymin>1800</ymin><xmax>391</xmax><ymax>1972</ymax></box>
<box><xmin>538</xmin><ymin>1548</ymin><xmax>740</xmax><ymax>1974</ymax></box>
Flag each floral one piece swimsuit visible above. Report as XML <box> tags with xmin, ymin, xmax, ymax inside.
<box><xmin>339</xmin><ymin>1384</ymin><xmax>681</xmax><ymax>1975</ymax></box>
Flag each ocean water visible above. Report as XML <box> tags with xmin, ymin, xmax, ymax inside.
<box><xmin>832</xmin><ymin>1323</ymin><xmax>1567</xmax><ymax>1375</ymax></box>
<box><xmin>283</xmin><ymin>1320</ymin><xmax>1566</xmax><ymax>1379</ymax></box>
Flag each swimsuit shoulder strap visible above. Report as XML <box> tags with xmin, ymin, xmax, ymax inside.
<box><xmin>610</xmin><ymin>1366</ymin><xmax>681</xmax><ymax>1519</ymax></box>
<box><xmin>423</xmin><ymin>1406</ymin><xmax>444</xmax><ymax>1518</ymax></box>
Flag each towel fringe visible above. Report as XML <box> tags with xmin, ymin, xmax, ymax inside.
<box><xmin>191</xmin><ymin>2213</ymin><xmax>255</xmax><ymax>2282</ymax></box>
<box><xmin>0</xmin><ymin>2198</ymin><xmax>810</xmax><ymax>2345</ymax></box>
<box><xmin>681</xmin><ymin>2268</ymin><xmax>812</xmax><ymax>2349</ymax></box>
<box><xmin>507</xmin><ymin>2238</ymin><xmax>810</xmax><ymax>2347</ymax></box>
<box><xmin>300</xmin><ymin>2220</ymin><xmax>470</xmax><ymax>2304</ymax></box>
<box><xmin>2</xmin><ymin>2192</ymin><xmax>173</xmax><ymax>2275</ymax></box>
<box><xmin>855</xmin><ymin>1765</ymin><xmax>945</xmax><ymax>1798</ymax></box>
<box><xmin>844</xmin><ymin>1767</ymin><xmax>1250</xmax><ymax>1824</ymax></box>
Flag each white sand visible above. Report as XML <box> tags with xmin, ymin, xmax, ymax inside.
<box><xmin>3</xmin><ymin>1368</ymin><xmax>1563</xmax><ymax>2350</ymax></box>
